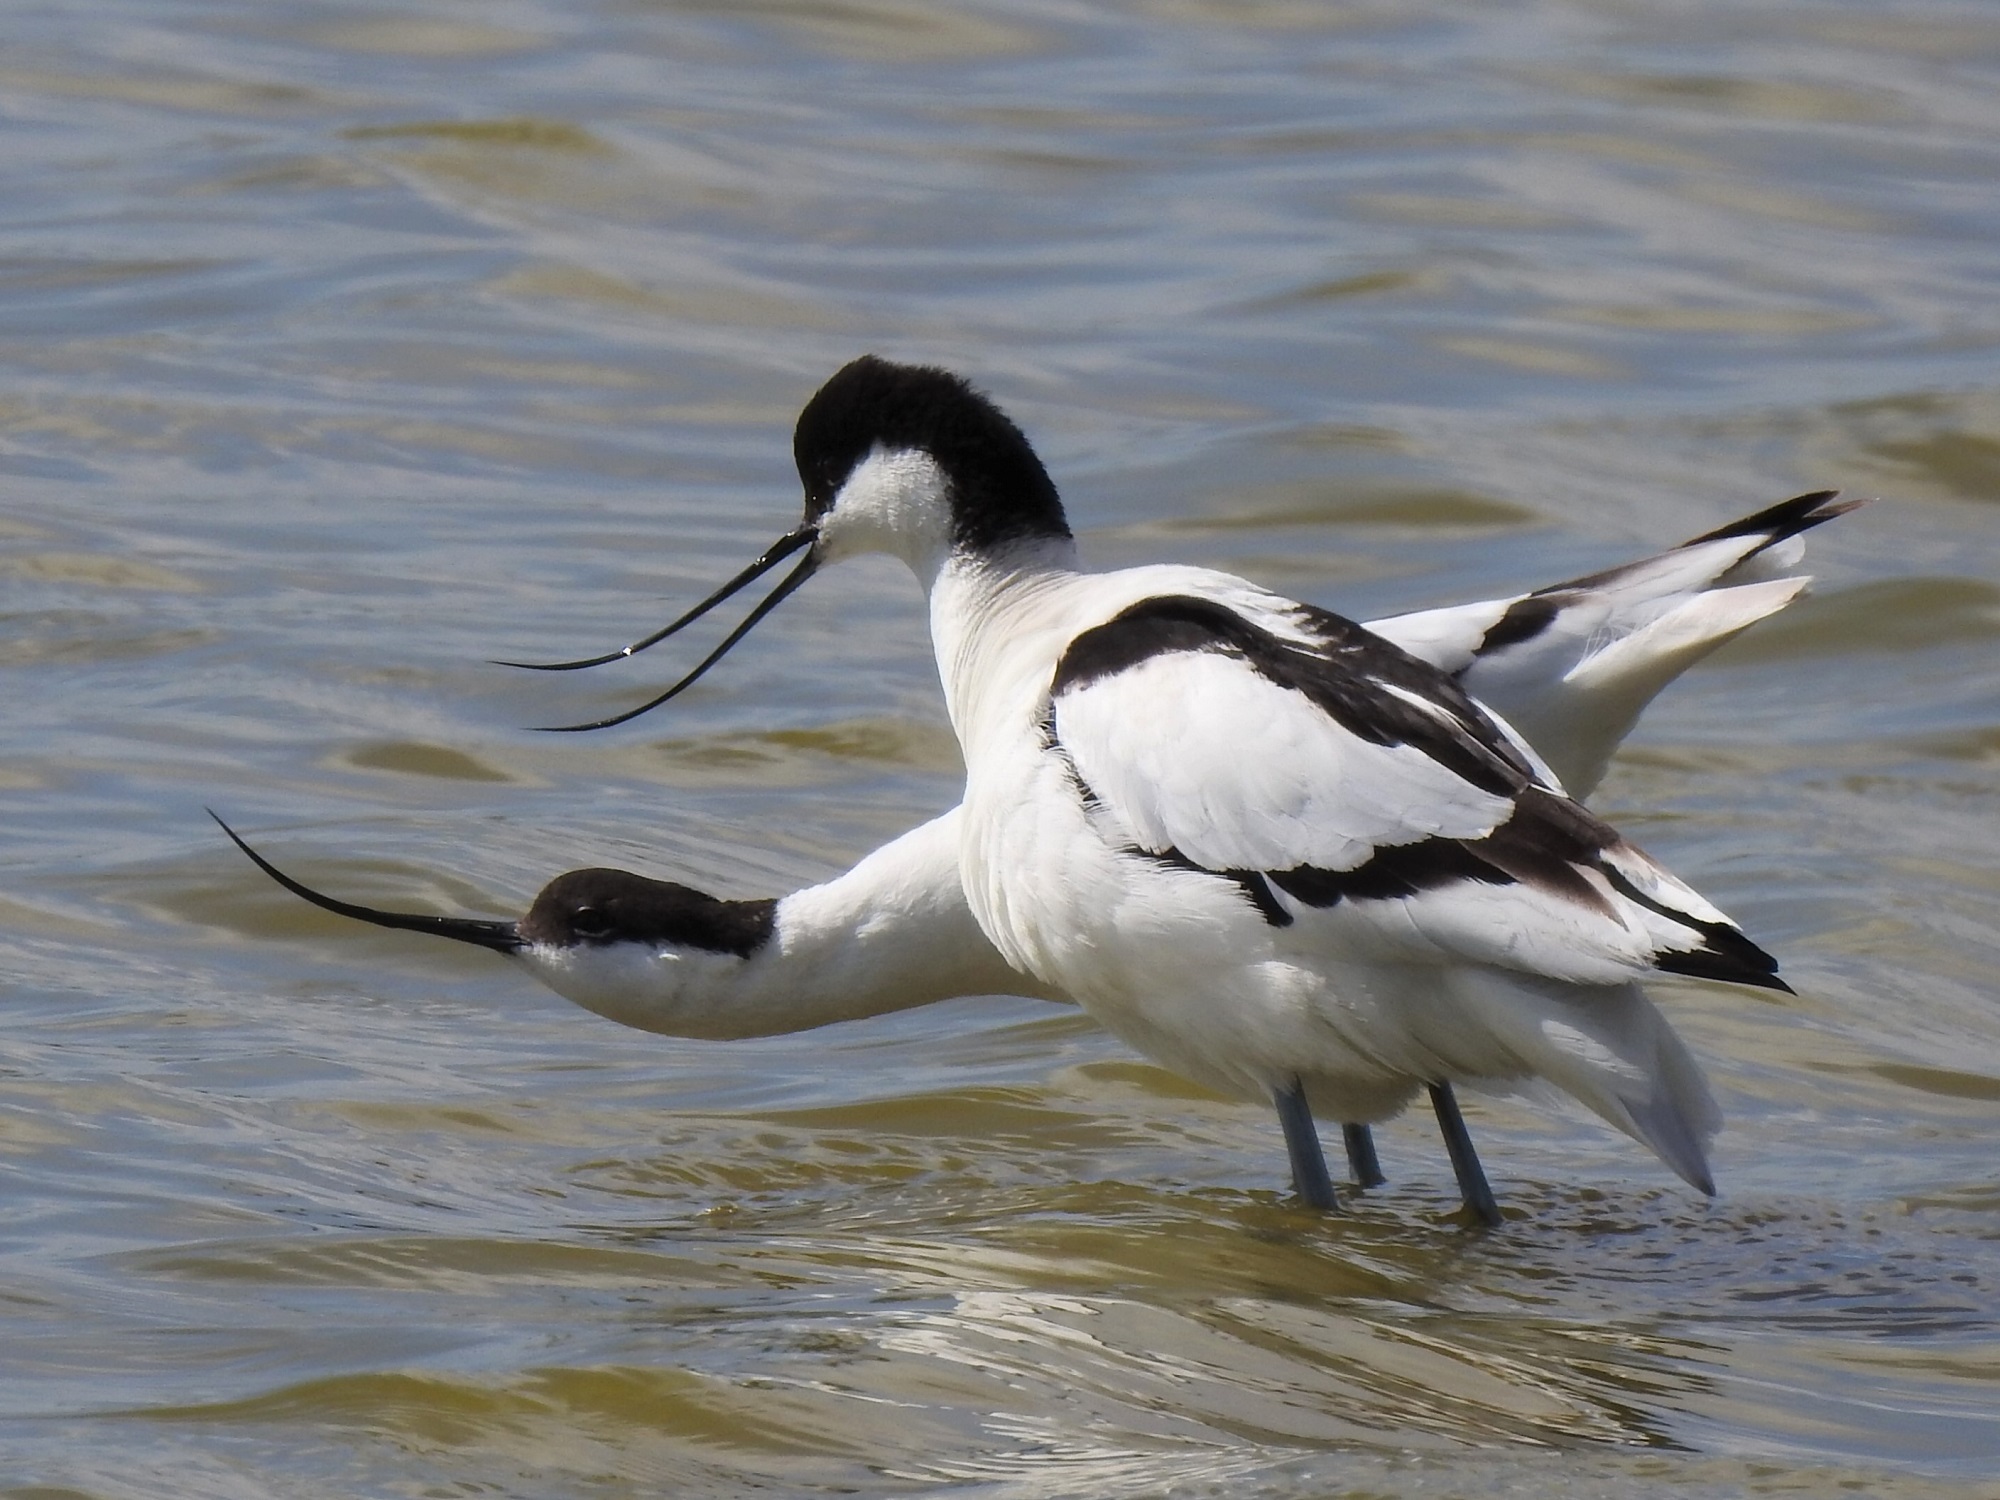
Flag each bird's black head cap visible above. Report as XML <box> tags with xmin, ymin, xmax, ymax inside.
<box><xmin>793</xmin><ymin>355</ymin><xmax>1071</xmax><ymax>552</ymax></box>
<box><xmin>520</xmin><ymin>868</ymin><xmax>777</xmax><ymax>959</ymax></box>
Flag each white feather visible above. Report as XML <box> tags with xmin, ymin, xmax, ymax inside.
<box><xmin>1054</xmin><ymin>650</ymin><xmax>1516</xmax><ymax>873</ymax></box>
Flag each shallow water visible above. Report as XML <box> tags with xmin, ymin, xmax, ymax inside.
<box><xmin>3</xmin><ymin>0</ymin><xmax>2000</xmax><ymax>1495</ymax></box>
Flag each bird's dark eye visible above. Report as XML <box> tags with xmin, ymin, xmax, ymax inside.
<box><xmin>569</xmin><ymin>904</ymin><xmax>610</xmax><ymax>939</ymax></box>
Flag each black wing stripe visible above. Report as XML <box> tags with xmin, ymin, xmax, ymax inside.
<box><xmin>1266</xmin><ymin>789</ymin><xmax>1615</xmax><ymax>916</ymax></box>
<box><xmin>1174</xmin><ymin>828</ymin><xmax>1784</xmax><ymax>993</ymax></box>
<box><xmin>1478</xmin><ymin>592</ymin><xmax>1565</xmax><ymax>654</ymax></box>
<box><xmin>1050</xmin><ymin>605</ymin><xmax>1244</xmax><ymax>695</ymax></box>
<box><xmin>1470</xmin><ymin>787</ymin><xmax>1620</xmax><ymax>915</ymax></box>
<box><xmin>1270</xmin><ymin>840</ymin><xmax>1512</xmax><ymax>905</ymax></box>
<box><xmin>1129</xmin><ymin>847</ymin><xmax>1296</xmax><ymax>928</ymax></box>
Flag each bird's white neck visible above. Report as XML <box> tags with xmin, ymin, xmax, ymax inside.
<box><xmin>518</xmin><ymin>811</ymin><xmax>1059</xmax><ymax>1040</ymax></box>
<box><xmin>929</xmin><ymin>537</ymin><xmax>1082</xmax><ymax>743</ymax></box>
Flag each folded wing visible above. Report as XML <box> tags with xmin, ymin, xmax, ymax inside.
<box><xmin>1048</xmin><ymin>592</ymin><xmax>1788</xmax><ymax>993</ymax></box>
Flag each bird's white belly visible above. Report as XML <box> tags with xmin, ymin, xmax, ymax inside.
<box><xmin>959</xmin><ymin>734</ymin><xmax>1429</xmax><ymax>1120</ymax></box>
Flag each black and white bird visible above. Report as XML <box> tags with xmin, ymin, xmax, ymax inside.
<box><xmin>229</xmin><ymin>356</ymin><xmax>1852</xmax><ymax>1221</ymax></box>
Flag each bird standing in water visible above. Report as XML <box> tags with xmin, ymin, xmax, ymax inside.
<box><xmin>225</xmin><ymin>489</ymin><xmax>1843</xmax><ymax>1213</ymax></box>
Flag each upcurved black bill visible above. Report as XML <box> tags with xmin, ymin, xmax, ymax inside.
<box><xmin>211</xmin><ymin>810</ymin><xmax>523</xmax><ymax>954</ymax></box>
<box><xmin>531</xmin><ymin>546</ymin><xmax>820</xmax><ymax>732</ymax></box>
<box><xmin>497</xmin><ymin>524</ymin><xmax>818</xmax><ymax>673</ymax></box>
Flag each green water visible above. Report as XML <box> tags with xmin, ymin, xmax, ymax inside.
<box><xmin>3</xmin><ymin>1</ymin><xmax>2000</xmax><ymax>1495</ymax></box>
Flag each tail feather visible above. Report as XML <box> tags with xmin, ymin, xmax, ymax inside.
<box><xmin>1564</xmin><ymin>576</ymin><xmax>1806</xmax><ymax>696</ymax></box>
<box><xmin>1444</xmin><ymin>972</ymin><xmax>1722</xmax><ymax>1193</ymax></box>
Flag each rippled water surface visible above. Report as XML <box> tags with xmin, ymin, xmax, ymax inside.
<box><xmin>5</xmin><ymin>1</ymin><xmax>2000</xmax><ymax>1495</ymax></box>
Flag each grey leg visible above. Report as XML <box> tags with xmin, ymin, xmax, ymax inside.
<box><xmin>1342</xmin><ymin>1123</ymin><xmax>1386</xmax><ymax>1189</ymax></box>
<box><xmin>1428</xmin><ymin>1082</ymin><xmax>1501</xmax><ymax>1227</ymax></box>
<box><xmin>1273</xmin><ymin>1079</ymin><xmax>1338</xmax><ymax>1210</ymax></box>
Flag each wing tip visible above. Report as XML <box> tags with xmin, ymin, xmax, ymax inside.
<box><xmin>1682</xmin><ymin>489</ymin><xmax>1869</xmax><ymax>552</ymax></box>
<box><xmin>1653</xmin><ymin>939</ymin><xmax>1791</xmax><ymax>994</ymax></box>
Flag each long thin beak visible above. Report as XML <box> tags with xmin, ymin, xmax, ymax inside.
<box><xmin>496</xmin><ymin>524</ymin><xmax>818</xmax><ymax>673</ymax></box>
<box><xmin>528</xmin><ymin>544</ymin><xmax>820</xmax><ymax>733</ymax></box>
<box><xmin>211</xmin><ymin>811</ymin><xmax>523</xmax><ymax>955</ymax></box>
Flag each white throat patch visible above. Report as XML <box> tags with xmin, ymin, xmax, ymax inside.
<box><xmin>814</xmin><ymin>445</ymin><xmax>954</xmax><ymax>577</ymax></box>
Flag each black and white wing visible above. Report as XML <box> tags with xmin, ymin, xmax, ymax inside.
<box><xmin>1047</xmin><ymin>593</ymin><xmax>1787</xmax><ymax>992</ymax></box>
<box><xmin>1363</xmin><ymin>490</ymin><xmax>1860</xmax><ymax>796</ymax></box>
